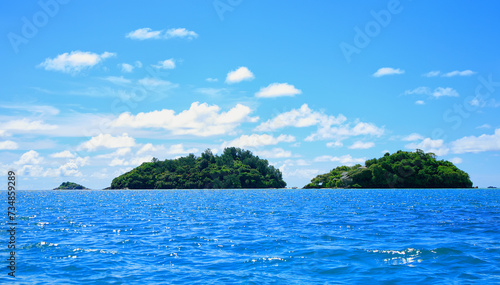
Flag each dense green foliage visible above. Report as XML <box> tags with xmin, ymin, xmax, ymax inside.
<box><xmin>304</xmin><ymin>150</ymin><xmax>473</xmax><ymax>189</ymax></box>
<box><xmin>54</xmin><ymin>181</ymin><xmax>87</xmax><ymax>190</ymax></box>
<box><xmin>110</xmin><ymin>147</ymin><xmax>286</xmax><ymax>189</ymax></box>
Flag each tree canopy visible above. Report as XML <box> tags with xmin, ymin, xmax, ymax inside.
<box><xmin>110</xmin><ymin>147</ymin><xmax>286</xmax><ymax>189</ymax></box>
<box><xmin>54</xmin><ymin>181</ymin><xmax>87</xmax><ymax>190</ymax></box>
<box><xmin>303</xmin><ymin>150</ymin><xmax>473</xmax><ymax>189</ymax></box>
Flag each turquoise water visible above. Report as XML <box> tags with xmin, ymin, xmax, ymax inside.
<box><xmin>3</xmin><ymin>189</ymin><xmax>500</xmax><ymax>284</ymax></box>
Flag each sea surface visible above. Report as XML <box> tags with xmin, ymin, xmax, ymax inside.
<box><xmin>2</xmin><ymin>189</ymin><xmax>500</xmax><ymax>284</ymax></box>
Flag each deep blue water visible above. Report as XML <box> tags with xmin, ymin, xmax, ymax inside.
<box><xmin>2</xmin><ymin>189</ymin><xmax>500</xmax><ymax>284</ymax></box>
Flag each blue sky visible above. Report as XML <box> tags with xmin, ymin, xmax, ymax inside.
<box><xmin>1</xmin><ymin>1</ymin><xmax>500</xmax><ymax>189</ymax></box>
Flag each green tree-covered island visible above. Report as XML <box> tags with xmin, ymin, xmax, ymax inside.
<box><xmin>54</xmin><ymin>181</ymin><xmax>88</xmax><ymax>190</ymax></box>
<box><xmin>110</xmin><ymin>147</ymin><xmax>286</xmax><ymax>189</ymax></box>
<box><xmin>304</xmin><ymin>150</ymin><xmax>473</xmax><ymax>189</ymax></box>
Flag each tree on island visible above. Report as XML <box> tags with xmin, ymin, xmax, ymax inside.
<box><xmin>110</xmin><ymin>147</ymin><xmax>286</xmax><ymax>189</ymax></box>
<box><xmin>303</xmin><ymin>149</ymin><xmax>473</xmax><ymax>189</ymax></box>
<box><xmin>54</xmin><ymin>181</ymin><xmax>87</xmax><ymax>190</ymax></box>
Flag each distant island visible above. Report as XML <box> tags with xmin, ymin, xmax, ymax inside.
<box><xmin>54</xmin><ymin>181</ymin><xmax>88</xmax><ymax>190</ymax></box>
<box><xmin>304</xmin><ymin>150</ymin><xmax>473</xmax><ymax>189</ymax></box>
<box><xmin>110</xmin><ymin>147</ymin><xmax>286</xmax><ymax>189</ymax></box>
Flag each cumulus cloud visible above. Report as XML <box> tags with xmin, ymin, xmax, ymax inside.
<box><xmin>222</xmin><ymin>134</ymin><xmax>295</xmax><ymax>148</ymax></box>
<box><xmin>451</xmin><ymin>129</ymin><xmax>500</xmax><ymax>153</ymax></box>
<box><xmin>38</xmin><ymin>51</ymin><xmax>116</xmax><ymax>73</ymax></box>
<box><xmin>111</xmin><ymin>102</ymin><xmax>258</xmax><ymax>137</ymax></box>
<box><xmin>0</xmin><ymin>140</ymin><xmax>18</xmax><ymax>150</ymax></box>
<box><xmin>402</xmin><ymin>133</ymin><xmax>424</xmax><ymax>141</ymax></box>
<box><xmin>120</xmin><ymin>63</ymin><xmax>134</xmax><ymax>73</ymax></box>
<box><xmin>449</xmin><ymin>157</ymin><xmax>463</xmax><ymax>164</ymax></box>
<box><xmin>405</xmin><ymin>138</ymin><xmax>449</xmax><ymax>156</ymax></box>
<box><xmin>415</xmin><ymin>100</ymin><xmax>425</xmax><ymax>105</ymax></box>
<box><xmin>126</xmin><ymin>28</ymin><xmax>198</xmax><ymax>40</ymax></box>
<box><xmin>313</xmin><ymin>154</ymin><xmax>365</xmax><ymax>166</ymax></box>
<box><xmin>2</xmin><ymin>118</ymin><xmax>57</xmax><ymax>131</ymax></box>
<box><xmin>326</xmin><ymin>141</ymin><xmax>343</xmax><ymax>148</ymax></box>
<box><xmin>255</xmin><ymin>83</ymin><xmax>302</xmax><ymax>98</ymax></box>
<box><xmin>348</xmin><ymin>141</ymin><xmax>375</xmax><ymax>149</ymax></box>
<box><xmin>255</xmin><ymin>104</ymin><xmax>383</xmax><ymax>142</ymax></box>
<box><xmin>255</xmin><ymin>104</ymin><xmax>345</xmax><ymax>132</ymax></box>
<box><xmin>206</xmin><ymin>78</ymin><xmax>218</xmax><ymax>82</ymax></box>
<box><xmin>79</xmin><ymin>133</ymin><xmax>136</xmax><ymax>151</ymax></box>
<box><xmin>153</xmin><ymin>59</ymin><xmax>176</xmax><ymax>69</ymax></box>
<box><xmin>373</xmin><ymin>67</ymin><xmax>405</xmax><ymax>77</ymax></box>
<box><xmin>254</xmin><ymin>148</ymin><xmax>292</xmax><ymax>158</ymax></box>
<box><xmin>225</xmin><ymin>67</ymin><xmax>255</xmax><ymax>84</ymax></box>
<box><xmin>50</xmin><ymin>150</ymin><xmax>75</xmax><ymax>158</ymax></box>
<box><xmin>305</xmin><ymin>121</ymin><xmax>384</xmax><ymax>142</ymax></box>
<box><xmin>15</xmin><ymin>150</ymin><xmax>43</xmax><ymax>165</ymax></box>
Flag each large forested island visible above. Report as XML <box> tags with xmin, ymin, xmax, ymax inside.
<box><xmin>110</xmin><ymin>147</ymin><xmax>286</xmax><ymax>189</ymax></box>
<box><xmin>304</xmin><ymin>150</ymin><xmax>473</xmax><ymax>189</ymax></box>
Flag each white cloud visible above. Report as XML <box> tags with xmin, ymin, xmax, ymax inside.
<box><xmin>326</xmin><ymin>141</ymin><xmax>343</xmax><ymax>148</ymax></box>
<box><xmin>225</xmin><ymin>67</ymin><xmax>255</xmax><ymax>84</ymax></box>
<box><xmin>0</xmin><ymin>140</ymin><xmax>18</xmax><ymax>150</ymax></box>
<box><xmin>306</xmin><ymin>121</ymin><xmax>384</xmax><ymax>141</ymax></box>
<box><xmin>402</xmin><ymin>133</ymin><xmax>424</xmax><ymax>141</ymax></box>
<box><xmin>206</xmin><ymin>78</ymin><xmax>218</xmax><ymax>82</ymax></box>
<box><xmin>255</xmin><ymin>104</ymin><xmax>345</xmax><ymax>132</ymax></box>
<box><xmin>405</xmin><ymin>138</ymin><xmax>449</xmax><ymax>156</ymax></box>
<box><xmin>2</xmin><ymin>118</ymin><xmax>57</xmax><ymax>131</ymax></box>
<box><xmin>104</xmin><ymin>76</ymin><xmax>131</xmax><ymax>84</ymax></box>
<box><xmin>126</xmin><ymin>27</ymin><xmax>198</xmax><ymax>40</ymax></box>
<box><xmin>255</xmin><ymin>104</ymin><xmax>383</xmax><ymax>142</ymax></box>
<box><xmin>196</xmin><ymin>87</ymin><xmax>228</xmax><ymax>97</ymax></box>
<box><xmin>451</xmin><ymin>129</ymin><xmax>500</xmax><ymax>154</ymax></box>
<box><xmin>120</xmin><ymin>63</ymin><xmax>134</xmax><ymax>73</ymax></box>
<box><xmin>137</xmin><ymin>143</ymin><xmax>157</xmax><ymax>155</ymax></box>
<box><xmin>167</xmin><ymin>144</ymin><xmax>198</xmax><ymax>155</ymax></box>
<box><xmin>415</xmin><ymin>100</ymin><xmax>425</xmax><ymax>105</ymax></box>
<box><xmin>16</xmin><ymin>150</ymin><xmax>43</xmax><ymax>165</ymax></box>
<box><xmin>111</xmin><ymin>102</ymin><xmax>258</xmax><ymax>137</ymax></box>
<box><xmin>153</xmin><ymin>59</ymin><xmax>176</xmax><ymax>69</ymax></box>
<box><xmin>79</xmin><ymin>133</ymin><xmax>136</xmax><ymax>151</ymax></box>
<box><xmin>373</xmin><ymin>67</ymin><xmax>405</xmax><ymax>77</ymax></box>
<box><xmin>433</xmin><ymin>87</ymin><xmax>459</xmax><ymax>98</ymax></box>
<box><xmin>164</xmin><ymin>28</ymin><xmax>198</xmax><ymax>39</ymax></box>
<box><xmin>449</xmin><ymin>157</ymin><xmax>463</xmax><ymax>164</ymax></box>
<box><xmin>404</xmin><ymin>86</ymin><xmax>431</xmax><ymax>95</ymax></box>
<box><xmin>138</xmin><ymin>77</ymin><xmax>174</xmax><ymax>87</ymax></box>
<box><xmin>255</xmin><ymin>148</ymin><xmax>292</xmax><ymax>158</ymax></box>
<box><xmin>404</xmin><ymin>86</ymin><xmax>459</xmax><ymax>98</ymax></box>
<box><xmin>422</xmin><ymin>71</ymin><xmax>440</xmax><ymax>77</ymax></box>
<box><xmin>313</xmin><ymin>154</ymin><xmax>365</xmax><ymax>166</ymax></box>
<box><xmin>442</xmin><ymin>70</ymin><xmax>476</xmax><ymax>77</ymax></box>
<box><xmin>95</xmin><ymin>148</ymin><xmax>132</xmax><ymax>159</ymax></box>
<box><xmin>223</xmin><ymin>134</ymin><xmax>295</xmax><ymax>148</ymax></box>
<box><xmin>477</xmin><ymin>124</ymin><xmax>491</xmax><ymax>129</ymax></box>
<box><xmin>0</xmin><ymin>104</ymin><xmax>60</xmax><ymax>116</ymax></box>
<box><xmin>50</xmin><ymin>150</ymin><xmax>75</xmax><ymax>158</ymax></box>
<box><xmin>255</xmin><ymin>83</ymin><xmax>302</xmax><ymax>98</ymax></box>
<box><xmin>348</xmin><ymin>141</ymin><xmax>375</xmax><ymax>149</ymax></box>
<box><xmin>110</xmin><ymin>155</ymin><xmax>153</xmax><ymax>167</ymax></box>
<box><xmin>38</xmin><ymin>51</ymin><xmax>116</xmax><ymax>74</ymax></box>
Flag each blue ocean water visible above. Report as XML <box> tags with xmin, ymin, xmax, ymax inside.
<box><xmin>2</xmin><ymin>189</ymin><xmax>500</xmax><ymax>284</ymax></box>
